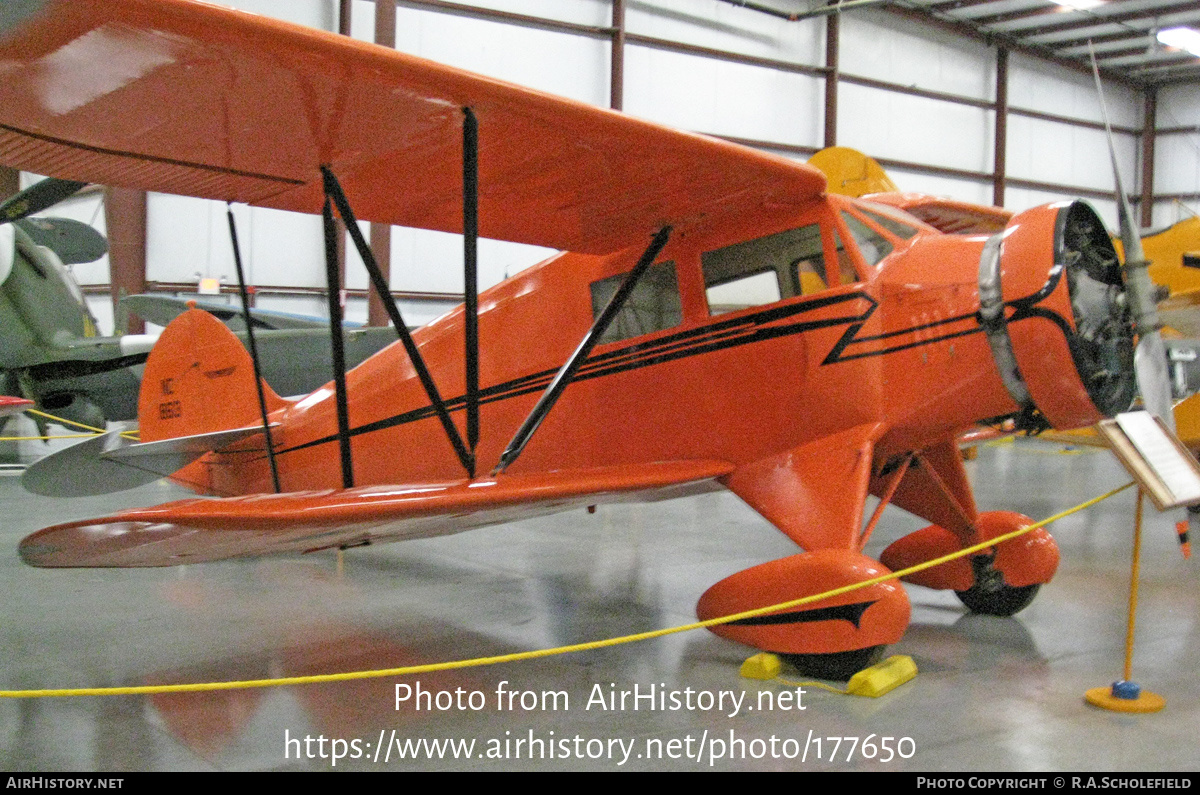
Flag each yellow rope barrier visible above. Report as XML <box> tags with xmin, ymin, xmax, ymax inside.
<box><xmin>3</xmin><ymin>409</ymin><xmax>139</xmax><ymax>442</ymax></box>
<box><xmin>24</xmin><ymin>409</ymin><xmax>107</xmax><ymax>434</ymax></box>
<box><xmin>0</xmin><ymin>479</ymin><xmax>1133</xmax><ymax>699</ymax></box>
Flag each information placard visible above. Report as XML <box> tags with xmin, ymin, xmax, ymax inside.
<box><xmin>1096</xmin><ymin>411</ymin><xmax>1200</xmax><ymax>511</ymax></box>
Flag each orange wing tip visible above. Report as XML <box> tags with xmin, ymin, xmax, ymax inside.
<box><xmin>19</xmin><ymin>460</ymin><xmax>734</xmax><ymax>567</ymax></box>
<box><xmin>20</xmin><ymin>520</ymin><xmax>248</xmax><ymax>568</ymax></box>
<box><xmin>0</xmin><ymin>396</ymin><xmax>33</xmax><ymax>418</ymax></box>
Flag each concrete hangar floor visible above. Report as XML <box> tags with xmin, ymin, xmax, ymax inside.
<box><xmin>0</xmin><ymin>437</ymin><xmax>1196</xmax><ymax>772</ymax></box>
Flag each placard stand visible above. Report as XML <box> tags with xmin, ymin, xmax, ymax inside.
<box><xmin>1085</xmin><ymin>411</ymin><xmax>1200</xmax><ymax>713</ymax></box>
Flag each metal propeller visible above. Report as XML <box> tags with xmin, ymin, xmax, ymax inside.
<box><xmin>0</xmin><ymin>177</ymin><xmax>86</xmax><ymax>223</ymax></box>
<box><xmin>0</xmin><ymin>178</ymin><xmax>106</xmax><ymax>266</ymax></box>
<box><xmin>1090</xmin><ymin>48</ymin><xmax>1174</xmax><ymax>431</ymax></box>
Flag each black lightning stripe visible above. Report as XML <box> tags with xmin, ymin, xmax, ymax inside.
<box><xmin>258</xmin><ymin>276</ymin><xmax>1073</xmax><ymax>459</ymax></box>
<box><xmin>726</xmin><ymin>600</ymin><xmax>875</xmax><ymax>629</ymax></box>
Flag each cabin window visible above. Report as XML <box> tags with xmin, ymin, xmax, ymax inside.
<box><xmin>701</xmin><ymin>223</ymin><xmax>827</xmax><ymax>315</ymax></box>
<box><xmin>589</xmin><ymin>260</ymin><xmax>683</xmax><ymax>344</ymax></box>
<box><xmin>857</xmin><ymin>206</ymin><xmax>919</xmax><ymax>240</ymax></box>
<box><xmin>705</xmin><ymin>269</ymin><xmax>782</xmax><ymax>312</ymax></box>
<box><xmin>831</xmin><ymin>228</ymin><xmax>860</xmax><ymax>285</ymax></box>
<box><xmin>840</xmin><ymin>211</ymin><xmax>894</xmax><ymax>267</ymax></box>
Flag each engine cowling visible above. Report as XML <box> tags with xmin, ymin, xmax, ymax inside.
<box><xmin>979</xmin><ymin>200</ymin><xmax>1135</xmax><ymax>430</ymax></box>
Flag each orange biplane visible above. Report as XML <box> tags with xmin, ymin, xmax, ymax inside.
<box><xmin>1</xmin><ymin>0</ymin><xmax>1144</xmax><ymax>676</ymax></box>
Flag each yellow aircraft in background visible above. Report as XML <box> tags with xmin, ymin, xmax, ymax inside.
<box><xmin>1133</xmin><ymin>213</ymin><xmax>1200</xmax><ymax>336</ymax></box>
<box><xmin>808</xmin><ymin>147</ymin><xmax>1012</xmax><ymax>235</ymax></box>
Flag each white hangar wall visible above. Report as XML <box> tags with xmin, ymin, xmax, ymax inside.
<box><xmin>71</xmin><ymin>0</ymin><xmax>1169</xmax><ymax>334</ymax></box>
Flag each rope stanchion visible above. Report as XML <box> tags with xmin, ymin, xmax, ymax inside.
<box><xmin>0</xmin><ymin>481</ymin><xmax>1134</xmax><ymax>699</ymax></box>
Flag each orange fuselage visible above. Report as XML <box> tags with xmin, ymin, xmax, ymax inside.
<box><xmin>187</xmin><ymin>193</ymin><xmax>1095</xmax><ymax>510</ymax></box>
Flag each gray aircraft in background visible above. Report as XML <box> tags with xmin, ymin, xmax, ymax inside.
<box><xmin>1</xmin><ymin>178</ymin><xmax>396</xmax><ymax>432</ymax></box>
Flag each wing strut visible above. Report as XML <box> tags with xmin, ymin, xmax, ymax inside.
<box><xmin>463</xmin><ymin>107</ymin><xmax>480</xmax><ymax>477</ymax></box>
<box><xmin>320</xmin><ymin>166</ymin><xmax>475</xmax><ymax>477</ymax></box>
<box><xmin>321</xmin><ymin>194</ymin><xmax>355</xmax><ymax>488</ymax></box>
<box><xmin>226</xmin><ymin>205</ymin><xmax>281</xmax><ymax>493</ymax></box>
<box><xmin>492</xmin><ymin>226</ymin><xmax>673</xmax><ymax>475</ymax></box>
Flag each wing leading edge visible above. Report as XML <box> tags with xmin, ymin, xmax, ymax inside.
<box><xmin>19</xmin><ymin>459</ymin><xmax>733</xmax><ymax>567</ymax></box>
<box><xmin>0</xmin><ymin>0</ymin><xmax>825</xmax><ymax>254</ymax></box>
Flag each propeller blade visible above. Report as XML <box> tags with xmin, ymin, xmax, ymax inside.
<box><xmin>1090</xmin><ymin>46</ymin><xmax>1174</xmax><ymax>430</ymax></box>
<box><xmin>1136</xmin><ymin>334</ymin><xmax>1174</xmax><ymax>426</ymax></box>
<box><xmin>13</xmin><ymin>217</ymin><xmax>109</xmax><ymax>264</ymax></box>
<box><xmin>0</xmin><ymin>178</ymin><xmax>87</xmax><ymax>223</ymax></box>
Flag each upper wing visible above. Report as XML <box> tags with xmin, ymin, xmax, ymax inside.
<box><xmin>0</xmin><ymin>0</ymin><xmax>825</xmax><ymax>254</ymax></box>
<box><xmin>19</xmin><ymin>460</ymin><xmax>733</xmax><ymax>567</ymax></box>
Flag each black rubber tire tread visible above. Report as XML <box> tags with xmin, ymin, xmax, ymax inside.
<box><xmin>954</xmin><ymin>583</ymin><xmax>1040</xmax><ymax>616</ymax></box>
<box><xmin>782</xmin><ymin>645</ymin><xmax>885</xmax><ymax>681</ymax></box>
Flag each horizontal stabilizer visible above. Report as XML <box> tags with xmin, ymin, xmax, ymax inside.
<box><xmin>19</xmin><ymin>460</ymin><xmax>733</xmax><ymax>567</ymax></box>
<box><xmin>21</xmin><ymin>425</ymin><xmax>275</xmax><ymax>497</ymax></box>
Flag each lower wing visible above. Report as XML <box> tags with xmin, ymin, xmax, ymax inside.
<box><xmin>19</xmin><ymin>460</ymin><xmax>733</xmax><ymax>567</ymax></box>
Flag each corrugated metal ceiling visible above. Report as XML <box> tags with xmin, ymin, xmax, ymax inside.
<box><xmin>902</xmin><ymin>0</ymin><xmax>1200</xmax><ymax>86</ymax></box>
<box><xmin>730</xmin><ymin>0</ymin><xmax>1200</xmax><ymax>86</ymax></box>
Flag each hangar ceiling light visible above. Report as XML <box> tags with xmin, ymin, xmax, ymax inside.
<box><xmin>1157</xmin><ymin>26</ymin><xmax>1200</xmax><ymax>57</ymax></box>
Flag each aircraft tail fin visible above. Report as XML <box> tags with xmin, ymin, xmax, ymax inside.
<box><xmin>138</xmin><ymin>307</ymin><xmax>286</xmax><ymax>443</ymax></box>
<box><xmin>807</xmin><ymin>147</ymin><xmax>899</xmax><ymax>198</ymax></box>
<box><xmin>1173</xmin><ymin>390</ymin><xmax>1200</xmax><ymax>454</ymax></box>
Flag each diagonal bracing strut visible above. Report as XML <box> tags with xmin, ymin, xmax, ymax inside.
<box><xmin>320</xmin><ymin>166</ymin><xmax>475</xmax><ymax>477</ymax></box>
<box><xmin>492</xmin><ymin>226</ymin><xmax>673</xmax><ymax>475</ymax></box>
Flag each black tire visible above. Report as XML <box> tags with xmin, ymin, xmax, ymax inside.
<box><xmin>782</xmin><ymin>645</ymin><xmax>884</xmax><ymax>681</ymax></box>
<box><xmin>954</xmin><ymin>583</ymin><xmax>1040</xmax><ymax>616</ymax></box>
